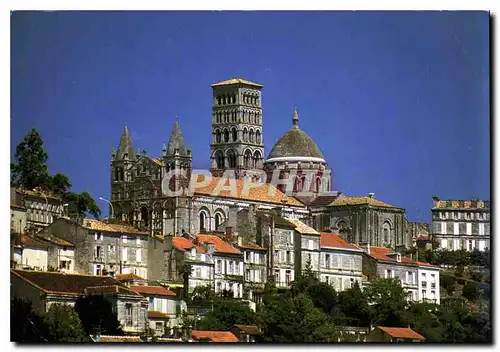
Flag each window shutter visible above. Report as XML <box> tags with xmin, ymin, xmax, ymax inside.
<box><xmin>136</xmin><ymin>248</ymin><xmax>141</xmax><ymax>262</ymax></box>
<box><xmin>122</xmin><ymin>247</ymin><xmax>128</xmax><ymax>262</ymax></box>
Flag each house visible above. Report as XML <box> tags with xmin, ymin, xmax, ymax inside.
<box><xmin>319</xmin><ymin>232</ymin><xmax>363</xmax><ymax>291</ymax></box>
<box><xmin>360</xmin><ymin>245</ymin><xmax>419</xmax><ymax>301</ymax></box>
<box><xmin>236</xmin><ymin>240</ymin><xmax>267</xmax><ymax>303</ymax></box>
<box><xmin>129</xmin><ymin>285</ymin><xmax>180</xmax><ymax>336</ymax></box>
<box><xmin>11</xmin><ymin>270</ymin><xmax>148</xmax><ymax>334</ymax></box>
<box><xmin>40</xmin><ymin>217</ymin><xmax>149</xmax><ymax>278</ymax></box>
<box><xmin>191</xmin><ymin>330</ymin><xmax>239</xmax><ymax>342</ymax></box>
<box><xmin>19</xmin><ymin>235</ymin><xmax>49</xmax><ymax>271</ymax></box>
<box><xmin>195</xmin><ymin>234</ymin><xmax>243</xmax><ymax>298</ymax></box>
<box><xmin>366</xmin><ymin>326</ymin><xmax>425</xmax><ymax>342</ymax></box>
<box><xmin>417</xmin><ymin>262</ymin><xmax>441</xmax><ymax>304</ymax></box>
<box><xmin>230</xmin><ymin>325</ymin><xmax>262</xmax><ymax>342</ymax></box>
<box><xmin>13</xmin><ymin>187</ymin><xmax>64</xmax><ymax>231</ymax></box>
<box><xmin>288</xmin><ymin>218</ymin><xmax>321</xmax><ymax>275</ymax></box>
<box><xmin>171</xmin><ymin>236</ymin><xmax>214</xmax><ymax>293</ymax></box>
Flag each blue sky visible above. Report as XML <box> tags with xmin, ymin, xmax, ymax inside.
<box><xmin>11</xmin><ymin>11</ymin><xmax>490</xmax><ymax>222</ymax></box>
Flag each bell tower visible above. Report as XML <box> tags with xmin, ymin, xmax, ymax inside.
<box><xmin>210</xmin><ymin>78</ymin><xmax>265</xmax><ymax>179</ymax></box>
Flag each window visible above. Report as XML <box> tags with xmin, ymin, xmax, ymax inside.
<box><xmin>195</xmin><ymin>267</ymin><xmax>201</xmax><ymax>278</ymax></box>
<box><xmin>216</xmin><ymin>260</ymin><xmax>222</xmax><ymax>273</ymax></box>
<box><xmin>123</xmin><ymin>235</ymin><xmax>128</xmax><ymax>244</ymax></box>
<box><xmin>94</xmin><ymin>264</ymin><xmax>102</xmax><ymax>276</ymax></box>
<box><xmin>285</xmin><ymin>270</ymin><xmax>291</xmax><ymax>285</ymax></box>
<box><xmin>95</xmin><ymin>246</ymin><xmax>103</xmax><ymax>260</ymax></box>
<box><xmin>286</xmin><ymin>251</ymin><xmax>291</xmax><ymax>264</ymax></box>
<box><xmin>228</xmin><ymin>261</ymin><xmax>234</xmax><ymax>274</ymax></box>
<box><xmin>122</xmin><ymin>247</ymin><xmax>128</xmax><ymax>262</ymax></box>
<box><xmin>108</xmin><ymin>245</ymin><xmax>116</xmax><ymax>254</ymax></box>
<box><xmin>422</xmin><ymin>281</ymin><xmax>427</xmax><ymax>288</ymax></box>
<box><xmin>125</xmin><ymin>304</ymin><xmax>133</xmax><ymax>326</ymax></box>
<box><xmin>155</xmin><ymin>322</ymin><xmax>163</xmax><ymax>334</ymax></box>
<box><xmin>246</xmin><ymin>268</ymin><xmax>251</xmax><ymax>281</ymax></box>
<box><xmin>274</xmin><ymin>270</ymin><xmax>280</xmax><ymax>284</ymax></box>
<box><xmin>136</xmin><ymin>248</ymin><xmax>142</xmax><ymax>262</ymax></box>
<box><xmin>385</xmin><ymin>269</ymin><xmax>393</xmax><ymax>278</ymax></box>
<box><xmin>94</xmin><ymin>232</ymin><xmax>103</xmax><ymax>241</ymax></box>
<box><xmin>421</xmin><ymin>290</ymin><xmax>426</xmax><ymax>298</ymax></box>
<box><xmin>274</xmin><ymin>250</ymin><xmax>279</xmax><ymax>263</ymax></box>
<box><xmin>245</xmin><ymin>251</ymin><xmax>250</xmax><ymax>262</ymax></box>
<box><xmin>325</xmin><ymin>254</ymin><xmax>330</xmax><ymax>268</ymax></box>
<box><xmin>136</xmin><ymin>236</ymin><xmax>141</xmax><ymax>245</ymax></box>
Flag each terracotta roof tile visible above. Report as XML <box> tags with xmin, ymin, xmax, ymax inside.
<box><xmin>211</xmin><ymin>78</ymin><xmax>263</xmax><ymax>88</ymax></box>
<box><xmin>35</xmin><ymin>233</ymin><xmax>74</xmax><ymax>247</ymax></box>
<box><xmin>195</xmin><ymin>234</ymin><xmax>241</xmax><ymax>255</ymax></box>
<box><xmin>16</xmin><ymin>188</ymin><xmax>61</xmax><ymax>201</ymax></box>
<box><xmin>115</xmin><ymin>273</ymin><xmax>145</xmax><ymax>281</ymax></box>
<box><xmin>193</xmin><ymin>174</ymin><xmax>304</xmax><ymax>207</ymax></box>
<box><xmin>148</xmin><ymin>311</ymin><xmax>169</xmax><ymax>319</ymax></box>
<box><xmin>11</xmin><ymin>270</ymin><xmax>129</xmax><ymax>296</ymax></box>
<box><xmin>328</xmin><ymin>195</ymin><xmax>397</xmax><ymax>208</ymax></box>
<box><xmin>287</xmin><ymin>218</ymin><xmax>319</xmax><ymax>235</ymax></box>
<box><xmin>376</xmin><ymin>326</ymin><xmax>425</xmax><ymax>340</ymax></box>
<box><xmin>84</xmin><ymin>285</ymin><xmax>138</xmax><ymax>295</ymax></box>
<box><xmin>192</xmin><ymin>330</ymin><xmax>239</xmax><ymax>342</ymax></box>
<box><xmin>20</xmin><ymin>235</ymin><xmax>49</xmax><ymax>249</ymax></box>
<box><xmin>130</xmin><ymin>285</ymin><xmax>176</xmax><ymax>297</ymax></box>
<box><xmin>234</xmin><ymin>325</ymin><xmax>263</xmax><ymax>335</ymax></box>
<box><xmin>83</xmin><ymin>219</ymin><xmax>148</xmax><ymax>235</ymax></box>
<box><xmin>367</xmin><ymin>247</ymin><xmax>416</xmax><ymax>266</ymax></box>
<box><xmin>173</xmin><ymin>237</ymin><xmax>206</xmax><ymax>253</ymax></box>
<box><xmin>98</xmin><ymin>335</ymin><xmax>143</xmax><ymax>342</ymax></box>
<box><xmin>320</xmin><ymin>232</ymin><xmax>360</xmax><ymax>251</ymax></box>
<box><xmin>416</xmin><ymin>261</ymin><xmax>440</xmax><ymax>269</ymax></box>
<box><xmin>238</xmin><ymin>242</ymin><xmax>266</xmax><ymax>251</ymax></box>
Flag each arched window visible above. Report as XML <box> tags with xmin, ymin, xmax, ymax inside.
<box><xmin>227</xmin><ymin>149</ymin><xmax>237</xmax><ymax>168</ymax></box>
<box><xmin>215</xmin><ymin>150</ymin><xmax>224</xmax><ymax>169</ymax></box>
<box><xmin>244</xmin><ymin>150</ymin><xmax>252</xmax><ymax>168</ymax></box>
<box><xmin>231</xmin><ymin>127</ymin><xmax>237</xmax><ymax>142</ymax></box>
<box><xmin>214</xmin><ymin>212</ymin><xmax>224</xmax><ymax>230</ymax></box>
<box><xmin>217</xmin><ymin>96</ymin><xmax>221</xmax><ymax>105</ymax></box>
<box><xmin>199</xmin><ymin>211</ymin><xmax>207</xmax><ymax>232</ymax></box>
<box><xmin>315</xmin><ymin>177</ymin><xmax>321</xmax><ymax>193</ymax></box>
<box><xmin>224</xmin><ymin>129</ymin><xmax>229</xmax><ymax>143</ymax></box>
<box><xmin>256</xmin><ymin>130</ymin><xmax>261</xmax><ymax>144</ymax></box>
<box><xmin>249</xmin><ymin>129</ymin><xmax>255</xmax><ymax>143</ymax></box>
<box><xmin>253</xmin><ymin>150</ymin><xmax>262</xmax><ymax>168</ymax></box>
<box><xmin>383</xmin><ymin>222</ymin><xmax>391</xmax><ymax>244</ymax></box>
<box><xmin>243</xmin><ymin>128</ymin><xmax>248</xmax><ymax>142</ymax></box>
<box><xmin>140</xmin><ymin>207</ymin><xmax>149</xmax><ymax>228</ymax></box>
<box><xmin>216</xmin><ymin>130</ymin><xmax>221</xmax><ymax>143</ymax></box>
<box><xmin>119</xmin><ymin>168</ymin><xmax>124</xmax><ymax>181</ymax></box>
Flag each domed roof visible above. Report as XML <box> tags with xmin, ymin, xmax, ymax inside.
<box><xmin>267</xmin><ymin>109</ymin><xmax>325</xmax><ymax>160</ymax></box>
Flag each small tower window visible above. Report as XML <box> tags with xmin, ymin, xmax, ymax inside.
<box><xmin>216</xmin><ymin>130</ymin><xmax>221</xmax><ymax>143</ymax></box>
<box><xmin>243</xmin><ymin>128</ymin><xmax>248</xmax><ymax>142</ymax></box>
<box><xmin>215</xmin><ymin>151</ymin><xmax>224</xmax><ymax>169</ymax></box>
<box><xmin>224</xmin><ymin>129</ymin><xmax>229</xmax><ymax>143</ymax></box>
<box><xmin>227</xmin><ymin>149</ymin><xmax>236</xmax><ymax>168</ymax></box>
<box><xmin>256</xmin><ymin>130</ymin><xmax>261</xmax><ymax>144</ymax></box>
<box><xmin>249</xmin><ymin>129</ymin><xmax>255</xmax><ymax>143</ymax></box>
<box><xmin>231</xmin><ymin>127</ymin><xmax>237</xmax><ymax>142</ymax></box>
<box><xmin>217</xmin><ymin>96</ymin><xmax>221</xmax><ymax>105</ymax></box>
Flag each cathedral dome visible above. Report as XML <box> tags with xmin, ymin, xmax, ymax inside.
<box><xmin>267</xmin><ymin>109</ymin><xmax>325</xmax><ymax>161</ymax></box>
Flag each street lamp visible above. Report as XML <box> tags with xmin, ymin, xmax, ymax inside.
<box><xmin>98</xmin><ymin>197</ymin><xmax>114</xmax><ymax>223</ymax></box>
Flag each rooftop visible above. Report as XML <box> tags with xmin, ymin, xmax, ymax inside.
<box><xmin>193</xmin><ymin>174</ymin><xmax>304</xmax><ymax>207</ymax></box>
<box><xmin>191</xmin><ymin>330</ymin><xmax>239</xmax><ymax>342</ymax></box>
<box><xmin>233</xmin><ymin>325</ymin><xmax>263</xmax><ymax>335</ymax></box>
<box><xmin>172</xmin><ymin>236</ymin><xmax>207</xmax><ymax>253</ymax></box>
<box><xmin>97</xmin><ymin>335</ymin><xmax>143</xmax><ymax>343</ymax></box>
<box><xmin>432</xmin><ymin>198</ymin><xmax>490</xmax><ymax>210</ymax></box>
<box><xmin>376</xmin><ymin>326</ymin><xmax>425</xmax><ymax>340</ymax></box>
<box><xmin>320</xmin><ymin>232</ymin><xmax>361</xmax><ymax>251</ymax></box>
<box><xmin>148</xmin><ymin>311</ymin><xmax>170</xmax><ymax>319</ymax></box>
<box><xmin>287</xmin><ymin>218</ymin><xmax>320</xmax><ymax>235</ymax></box>
<box><xmin>366</xmin><ymin>246</ymin><xmax>415</xmax><ymax>265</ymax></box>
<box><xmin>115</xmin><ymin>273</ymin><xmax>146</xmax><ymax>281</ymax></box>
<box><xmin>211</xmin><ymin>78</ymin><xmax>263</xmax><ymax>88</ymax></box>
<box><xmin>328</xmin><ymin>195</ymin><xmax>397</xmax><ymax>209</ymax></box>
<box><xmin>195</xmin><ymin>234</ymin><xmax>241</xmax><ymax>255</ymax></box>
<box><xmin>237</xmin><ymin>241</ymin><xmax>267</xmax><ymax>251</ymax></box>
<box><xmin>82</xmin><ymin>219</ymin><xmax>148</xmax><ymax>235</ymax></box>
<box><xmin>11</xmin><ymin>270</ymin><xmax>130</xmax><ymax>296</ymax></box>
<box><xmin>129</xmin><ymin>285</ymin><xmax>176</xmax><ymax>297</ymax></box>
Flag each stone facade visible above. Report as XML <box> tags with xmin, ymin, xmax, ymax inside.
<box><xmin>431</xmin><ymin>196</ymin><xmax>490</xmax><ymax>251</ymax></box>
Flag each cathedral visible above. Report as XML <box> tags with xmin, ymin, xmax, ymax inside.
<box><xmin>109</xmin><ymin>78</ymin><xmax>412</xmax><ymax>248</ymax></box>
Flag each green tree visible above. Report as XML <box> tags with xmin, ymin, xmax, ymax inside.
<box><xmin>364</xmin><ymin>277</ymin><xmax>411</xmax><ymax>327</ymax></box>
<box><xmin>197</xmin><ymin>298</ymin><xmax>260</xmax><ymax>331</ymax></box>
<box><xmin>336</xmin><ymin>281</ymin><xmax>371</xmax><ymax>327</ymax></box>
<box><xmin>42</xmin><ymin>304</ymin><xmax>86</xmax><ymax>342</ymax></box>
<box><xmin>65</xmin><ymin>191</ymin><xmax>101</xmax><ymax>219</ymax></box>
<box><xmin>11</xmin><ymin>128</ymin><xmax>50</xmax><ymax>189</ymax></box>
<box><xmin>11</xmin><ymin>299</ymin><xmax>47</xmax><ymax>342</ymax></box>
<box><xmin>462</xmin><ymin>282</ymin><xmax>480</xmax><ymax>301</ymax></box>
<box><xmin>49</xmin><ymin>173</ymin><xmax>72</xmax><ymax>197</ymax></box>
<box><xmin>177</xmin><ymin>262</ymin><xmax>193</xmax><ymax>299</ymax></box>
<box><xmin>190</xmin><ymin>284</ymin><xmax>216</xmax><ymax>303</ymax></box>
<box><xmin>440</xmin><ymin>274</ymin><xmax>456</xmax><ymax>296</ymax></box>
<box><xmin>74</xmin><ymin>295</ymin><xmax>122</xmax><ymax>336</ymax></box>
<box><xmin>408</xmin><ymin>302</ymin><xmax>442</xmax><ymax>342</ymax></box>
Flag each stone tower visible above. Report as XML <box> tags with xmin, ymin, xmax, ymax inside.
<box><xmin>110</xmin><ymin>125</ymin><xmax>136</xmax><ymax>219</ymax></box>
<box><xmin>210</xmin><ymin>78</ymin><xmax>265</xmax><ymax>179</ymax></box>
<box><xmin>162</xmin><ymin>120</ymin><xmax>193</xmax><ymax>235</ymax></box>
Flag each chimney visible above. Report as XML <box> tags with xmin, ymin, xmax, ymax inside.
<box><xmin>359</xmin><ymin>242</ymin><xmax>370</xmax><ymax>255</ymax></box>
<box><xmin>368</xmin><ymin>192</ymin><xmax>375</xmax><ymax>199</ymax></box>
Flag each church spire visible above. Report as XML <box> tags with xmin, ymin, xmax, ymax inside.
<box><xmin>116</xmin><ymin>124</ymin><xmax>136</xmax><ymax>160</ymax></box>
<box><xmin>292</xmin><ymin>107</ymin><xmax>299</xmax><ymax>129</ymax></box>
<box><xmin>166</xmin><ymin>120</ymin><xmax>187</xmax><ymax>156</ymax></box>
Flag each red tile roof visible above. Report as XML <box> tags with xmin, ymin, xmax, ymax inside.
<box><xmin>20</xmin><ymin>235</ymin><xmax>49</xmax><ymax>249</ymax></box>
<box><xmin>148</xmin><ymin>311</ymin><xmax>169</xmax><ymax>319</ymax></box>
<box><xmin>84</xmin><ymin>285</ymin><xmax>137</xmax><ymax>295</ymax></box>
<box><xmin>416</xmin><ymin>261</ymin><xmax>440</xmax><ymax>269</ymax></box>
<box><xmin>195</xmin><ymin>234</ymin><xmax>241</xmax><ymax>255</ymax></box>
<box><xmin>320</xmin><ymin>232</ymin><xmax>360</xmax><ymax>251</ymax></box>
<box><xmin>233</xmin><ymin>325</ymin><xmax>263</xmax><ymax>335</ymax></box>
<box><xmin>376</xmin><ymin>326</ymin><xmax>425</xmax><ymax>340</ymax></box>
<box><xmin>193</xmin><ymin>174</ymin><xmax>304</xmax><ymax>207</ymax></box>
<box><xmin>367</xmin><ymin>247</ymin><xmax>416</xmax><ymax>265</ymax></box>
<box><xmin>173</xmin><ymin>237</ymin><xmax>206</xmax><ymax>253</ymax></box>
<box><xmin>98</xmin><ymin>335</ymin><xmax>143</xmax><ymax>342</ymax></box>
<box><xmin>416</xmin><ymin>235</ymin><xmax>429</xmax><ymax>241</ymax></box>
<box><xmin>130</xmin><ymin>285</ymin><xmax>176</xmax><ymax>297</ymax></box>
<box><xmin>191</xmin><ymin>330</ymin><xmax>239</xmax><ymax>342</ymax></box>
<box><xmin>238</xmin><ymin>242</ymin><xmax>266</xmax><ymax>251</ymax></box>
